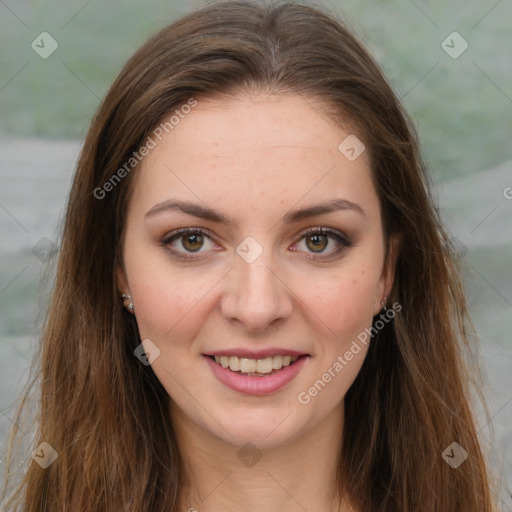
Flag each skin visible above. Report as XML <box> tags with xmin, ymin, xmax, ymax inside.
<box><xmin>117</xmin><ymin>92</ymin><xmax>399</xmax><ymax>512</ymax></box>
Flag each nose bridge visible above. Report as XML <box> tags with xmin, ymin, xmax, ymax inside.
<box><xmin>221</xmin><ymin>237</ymin><xmax>293</xmax><ymax>331</ymax></box>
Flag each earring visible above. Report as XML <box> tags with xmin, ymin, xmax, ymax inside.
<box><xmin>121</xmin><ymin>293</ymin><xmax>134</xmax><ymax>312</ymax></box>
<box><xmin>381</xmin><ymin>296</ymin><xmax>387</xmax><ymax>311</ymax></box>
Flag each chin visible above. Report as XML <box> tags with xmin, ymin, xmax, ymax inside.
<box><xmin>204</xmin><ymin>404</ymin><xmax>307</xmax><ymax>449</ymax></box>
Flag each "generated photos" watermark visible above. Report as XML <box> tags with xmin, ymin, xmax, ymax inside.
<box><xmin>298</xmin><ymin>302</ymin><xmax>402</xmax><ymax>405</ymax></box>
<box><xmin>94</xmin><ymin>98</ymin><xmax>197</xmax><ymax>200</ymax></box>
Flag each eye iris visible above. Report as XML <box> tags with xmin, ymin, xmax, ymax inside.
<box><xmin>306</xmin><ymin>234</ymin><xmax>328</xmax><ymax>252</ymax></box>
<box><xmin>182</xmin><ymin>234</ymin><xmax>203</xmax><ymax>252</ymax></box>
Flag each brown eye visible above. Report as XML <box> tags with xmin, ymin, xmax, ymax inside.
<box><xmin>305</xmin><ymin>233</ymin><xmax>328</xmax><ymax>252</ymax></box>
<box><xmin>294</xmin><ymin>227</ymin><xmax>351</xmax><ymax>259</ymax></box>
<box><xmin>162</xmin><ymin>228</ymin><xmax>217</xmax><ymax>259</ymax></box>
<box><xmin>181</xmin><ymin>233</ymin><xmax>204</xmax><ymax>252</ymax></box>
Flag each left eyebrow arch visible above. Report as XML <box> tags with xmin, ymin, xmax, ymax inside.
<box><xmin>144</xmin><ymin>197</ymin><xmax>367</xmax><ymax>227</ymax></box>
<box><xmin>282</xmin><ymin>198</ymin><xmax>367</xmax><ymax>223</ymax></box>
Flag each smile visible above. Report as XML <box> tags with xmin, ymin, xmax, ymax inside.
<box><xmin>211</xmin><ymin>355</ymin><xmax>299</xmax><ymax>376</ymax></box>
<box><xmin>204</xmin><ymin>354</ymin><xmax>308</xmax><ymax>395</ymax></box>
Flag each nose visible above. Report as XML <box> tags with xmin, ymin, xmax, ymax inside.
<box><xmin>220</xmin><ymin>246</ymin><xmax>294</xmax><ymax>332</ymax></box>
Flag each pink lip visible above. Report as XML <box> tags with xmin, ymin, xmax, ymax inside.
<box><xmin>205</xmin><ymin>348</ymin><xmax>306</xmax><ymax>359</ymax></box>
<box><xmin>204</xmin><ymin>354</ymin><xmax>308</xmax><ymax>396</ymax></box>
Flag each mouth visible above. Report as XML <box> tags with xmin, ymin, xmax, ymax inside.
<box><xmin>204</xmin><ymin>353</ymin><xmax>309</xmax><ymax>395</ymax></box>
<box><xmin>207</xmin><ymin>354</ymin><xmax>301</xmax><ymax>377</ymax></box>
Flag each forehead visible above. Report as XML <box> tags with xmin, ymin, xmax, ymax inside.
<box><xmin>150</xmin><ymin>93</ymin><xmax>361</xmax><ymax>161</ymax></box>
<box><xmin>130</xmin><ymin>93</ymin><xmax>379</xmax><ymax>224</ymax></box>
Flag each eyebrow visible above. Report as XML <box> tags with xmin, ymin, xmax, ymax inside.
<box><xmin>144</xmin><ymin>198</ymin><xmax>367</xmax><ymax>226</ymax></box>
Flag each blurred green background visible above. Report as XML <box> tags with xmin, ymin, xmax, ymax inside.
<box><xmin>0</xmin><ymin>0</ymin><xmax>510</xmax><ymax>178</ymax></box>
<box><xmin>0</xmin><ymin>0</ymin><xmax>511</xmax><ymax>504</ymax></box>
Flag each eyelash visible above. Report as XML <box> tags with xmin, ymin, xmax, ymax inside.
<box><xmin>160</xmin><ymin>227</ymin><xmax>351</xmax><ymax>261</ymax></box>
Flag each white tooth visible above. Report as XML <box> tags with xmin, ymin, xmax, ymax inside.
<box><xmin>240</xmin><ymin>358</ymin><xmax>257</xmax><ymax>373</ymax></box>
<box><xmin>256</xmin><ymin>357</ymin><xmax>273</xmax><ymax>374</ymax></box>
<box><xmin>272</xmin><ymin>355</ymin><xmax>283</xmax><ymax>369</ymax></box>
<box><xmin>219</xmin><ymin>354</ymin><xmax>299</xmax><ymax>373</ymax></box>
<box><xmin>228</xmin><ymin>356</ymin><xmax>240</xmax><ymax>371</ymax></box>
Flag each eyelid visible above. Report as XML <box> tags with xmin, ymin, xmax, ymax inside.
<box><xmin>299</xmin><ymin>226</ymin><xmax>351</xmax><ymax>245</ymax></box>
<box><xmin>161</xmin><ymin>226</ymin><xmax>351</xmax><ymax>260</ymax></box>
<box><xmin>292</xmin><ymin>227</ymin><xmax>351</xmax><ymax>259</ymax></box>
<box><xmin>162</xmin><ymin>228</ymin><xmax>231</xmax><ymax>263</ymax></box>
<box><xmin>161</xmin><ymin>228</ymin><xmax>218</xmax><ymax>252</ymax></box>
<box><xmin>164</xmin><ymin>227</ymin><xmax>216</xmax><ymax>241</ymax></box>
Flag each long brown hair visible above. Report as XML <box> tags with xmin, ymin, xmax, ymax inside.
<box><xmin>1</xmin><ymin>1</ymin><xmax>497</xmax><ymax>510</ymax></box>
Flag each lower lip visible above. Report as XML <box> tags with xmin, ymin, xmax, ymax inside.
<box><xmin>204</xmin><ymin>355</ymin><xmax>308</xmax><ymax>396</ymax></box>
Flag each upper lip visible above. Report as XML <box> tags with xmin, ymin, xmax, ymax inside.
<box><xmin>205</xmin><ymin>348</ymin><xmax>308</xmax><ymax>359</ymax></box>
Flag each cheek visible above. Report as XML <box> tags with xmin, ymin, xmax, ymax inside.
<box><xmin>123</xmin><ymin>241</ymin><xmax>217</xmax><ymax>341</ymax></box>
<box><xmin>300</xmin><ymin>266</ymin><xmax>379</xmax><ymax>342</ymax></box>
<box><xmin>132</xmin><ymin>280</ymin><xmax>212</xmax><ymax>344</ymax></box>
<box><xmin>296</xmin><ymin>269</ymin><xmax>377</xmax><ymax>409</ymax></box>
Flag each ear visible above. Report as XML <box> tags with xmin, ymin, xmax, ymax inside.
<box><xmin>373</xmin><ymin>232</ymin><xmax>401</xmax><ymax>315</ymax></box>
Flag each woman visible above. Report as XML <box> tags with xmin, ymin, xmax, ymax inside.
<box><xmin>1</xmin><ymin>1</ymin><xmax>498</xmax><ymax>510</ymax></box>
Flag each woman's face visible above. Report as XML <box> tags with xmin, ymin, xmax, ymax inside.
<box><xmin>118</xmin><ymin>93</ymin><xmax>398</xmax><ymax>448</ymax></box>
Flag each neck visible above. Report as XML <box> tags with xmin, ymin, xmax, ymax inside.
<box><xmin>172</xmin><ymin>403</ymin><xmax>355</xmax><ymax>512</ymax></box>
